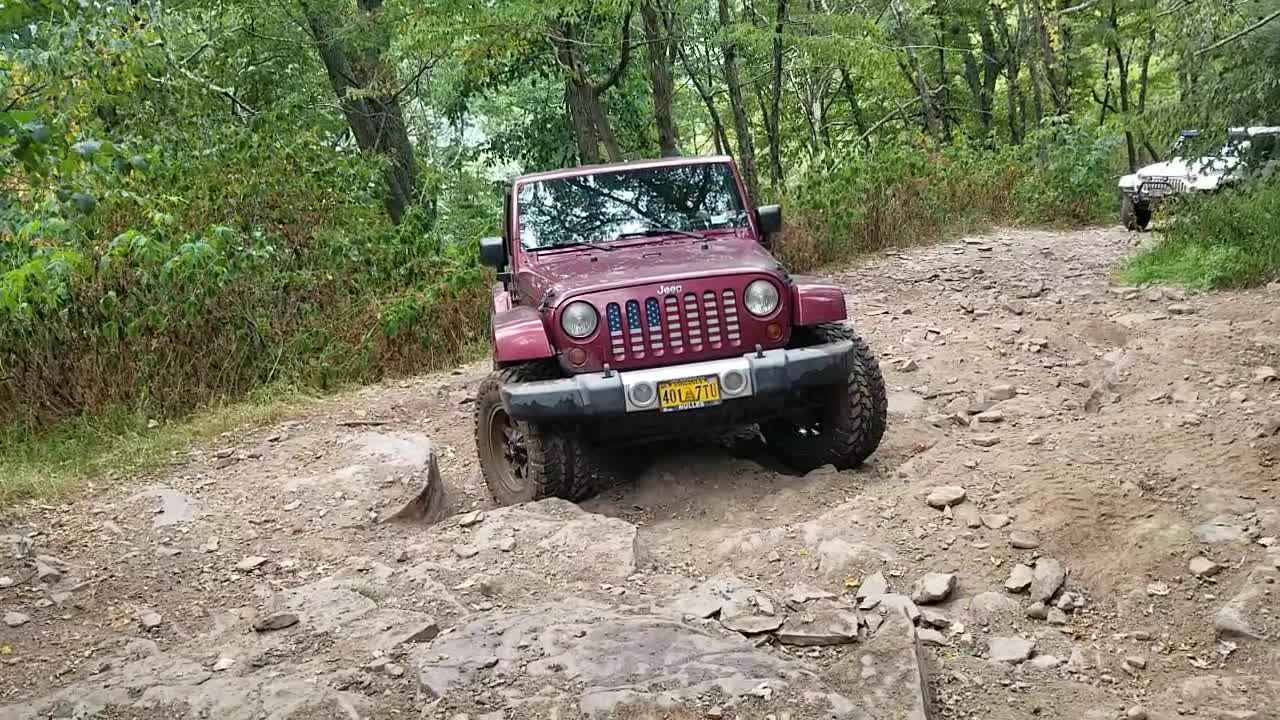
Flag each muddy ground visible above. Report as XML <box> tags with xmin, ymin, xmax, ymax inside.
<box><xmin>3</xmin><ymin>226</ymin><xmax>1279</xmax><ymax>720</ymax></box>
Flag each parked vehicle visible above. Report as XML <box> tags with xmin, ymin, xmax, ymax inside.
<box><xmin>1118</xmin><ymin>126</ymin><xmax>1280</xmax><ymax>230</ymax></box>
<box><xmin>473</xmin><ymin>156</ymin><xmax>888</xmax><ymax>505</ymax></box>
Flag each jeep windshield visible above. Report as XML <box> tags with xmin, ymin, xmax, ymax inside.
<box><xmin>516</xmin><ymin>163</ymin><xmax>749</xmax><ymax>251</ymax></box>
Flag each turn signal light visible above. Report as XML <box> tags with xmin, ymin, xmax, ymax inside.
<box><xmin>766</xmin><ymin>323</ymin><xmax>783</xmax><ymax>341</ymax></box>
<box><xmin>567</xmin><ymin>347</ymin><xmax>587</xmax><ymax>366</ymax></box>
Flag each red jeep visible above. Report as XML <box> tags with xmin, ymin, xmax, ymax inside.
<box><xmin>475</xmin><ymin>156</ymin><xmax>887</xmax><ymax>505</ymax></box>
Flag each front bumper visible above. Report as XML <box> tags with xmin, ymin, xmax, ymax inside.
<box><xmin>501</xmin><ymin>340</ymin><xmax>853</xmax><ymax>422</ymax></box>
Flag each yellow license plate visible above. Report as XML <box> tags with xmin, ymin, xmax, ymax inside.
<box><xmin>658</xmin><ymin>376</ymin><xmax>721</xmax><ymax>412</ymax></box>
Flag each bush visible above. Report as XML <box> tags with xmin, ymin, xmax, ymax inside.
<box><xmin>774</xmin><ymin>124</ymin><xmax>1121</xmax><ymax>272</ymax></box>
<box><xmin>1122</xmin><ymin>178</ymin><xmax>1280</xmax><ymax>289</ymax></box>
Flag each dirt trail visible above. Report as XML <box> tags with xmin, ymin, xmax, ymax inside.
<box><xmin>4</xmin><ymin>226</ymin><xmax>1280</xmax><ymax>720</ymax></box>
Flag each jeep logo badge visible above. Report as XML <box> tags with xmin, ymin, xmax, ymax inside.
<box><xmin>657</xmin><ymin>284</ymin><xmax>683</xmax><ymax>296</ymax></box>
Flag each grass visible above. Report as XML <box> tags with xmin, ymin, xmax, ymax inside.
<box><xmin>1121</xmin><ymin>181</ymin><xmax>1280</xmax><ymax>289</ymax></box>
<box><xmin>0</xmin><ymin>385</ymin><xmax>310</xmax><ymax>511</ymax></box>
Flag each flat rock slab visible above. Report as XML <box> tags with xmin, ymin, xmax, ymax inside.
<box><xmin>128</xmin><ymin>487</ymin><xmax>198</xmax><ymax>528</ymax></box>
<box><xmin>412</xmin><ymin>601</ymin><xmax>886</xmax><ymax>718</ymax></box>
<box><xmin>822</xmin><ymin>602</ymin><xmax>934</xmax><ymax>720</ymax></box>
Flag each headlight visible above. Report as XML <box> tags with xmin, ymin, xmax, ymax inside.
<box><xmin>560</xmin><ymin>301</ymin><xmax>599</xmax><ymax>338</ymax></box>
<box><xmin>744</xmin><ymin>280</ymin><xmax>780</xmax><ymax>317</ymax></box>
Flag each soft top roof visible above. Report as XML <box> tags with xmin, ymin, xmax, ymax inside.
<box><xmin>514</xmin><ymin>155</ymin><xmax>735</xmax><ymax>185</ymax></box>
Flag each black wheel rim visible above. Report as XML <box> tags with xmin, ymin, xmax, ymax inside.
<box><xmin>485</xmin><ymin>406</ymin><xmax>529</xmax><ymax>496</ymax></box>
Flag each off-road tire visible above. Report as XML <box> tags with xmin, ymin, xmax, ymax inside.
<box><xmin>761</xmin><ymin>323</ymin><xmax>888</xmax><ymax>472</ymax></box>
<box><xmin>1122</xmin><ymin>195</ymin><xmax>1152</xmax><ymax>231</ymax></box>
<box><xmin>475</xmin><ymin>362</ymin><xmax>612</xmax><ymax>505</ymax></box>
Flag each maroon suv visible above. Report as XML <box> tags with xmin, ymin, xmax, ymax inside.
<box><xmin>475</xmin><ymin>156</ymin><xmax>887</xmax><ymax>505</ymax></box>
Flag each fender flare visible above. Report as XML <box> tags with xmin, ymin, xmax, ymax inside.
<box><xmin>790</xmin><ymin>277</ymin><xmax>848</xmax><ymax>326</ymax></box>
<box><xmin>493</xmin><ymin>305</ymin><xmax>555</xmax><ymax>365</ymax></box>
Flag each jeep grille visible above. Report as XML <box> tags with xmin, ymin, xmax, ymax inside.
<box><xmin>606</xmin><ymin>290</ymin><xmax>742</xmax><ymax>362</ymax></box>
<box><xmin>1141</xmin><ymin>177</ymin><xmax>1186</xmax><ymax>197</ymax></box>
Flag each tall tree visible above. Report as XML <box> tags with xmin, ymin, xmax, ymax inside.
<box><xmin>641</xmin><ymin>0</ymin><xmax>681</xmax><ymax>156</ymax></box>
<box><xmin>718</xmin><ymin>0</ymin><xmax>760</xmax><ymax>197</ymax></box>
<box><xmin>301</xmin><ymin>0</ymin><xmax>418</xmax><ymax>224</ymax></box>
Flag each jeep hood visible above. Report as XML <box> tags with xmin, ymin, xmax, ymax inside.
<box><xmin>518</xmin><ymin>237</ymin><xmax>785</xmax><ymax>304</ymax></box>
<box><xmin>1140</xmin><ymin>156</ymin><xmax>1238</xmax><ymax>178</ymax></box>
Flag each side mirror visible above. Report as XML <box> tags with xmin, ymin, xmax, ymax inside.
<box><xmin>756</xmin><ymin>205</ymin><xmax>782</xmax><ymax>240</ymax></box>
<box><xmin>479</xmin><ymin>236</ymin><xmax>507</xmax><ymax>269</ymax></box>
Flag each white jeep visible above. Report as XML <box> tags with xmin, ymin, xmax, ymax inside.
<box><xmin>1118</xmin><ymin>126</ymin><xmax>1280</xmax><ymax>230</ymax></box>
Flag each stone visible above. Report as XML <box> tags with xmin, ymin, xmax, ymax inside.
<box><xmin>1214</xmin><ymin>607</ymin><xmax>1262</xmax><ymax>640</ymax></box>
<box><xmin>4</xmin><ymin>611</ymin><xmax>30</xmax><ymax>627</ymax></box>
<box><xmin>1193</xmin><ymin>522</ymin><xmax>1248</xmax><ymax>544</ymax></box>
<box><xmin>123</xmin><ymin>638</ymin><xmax>158</xmax><ymax>659</ymax></box>
<box><xmin>1168</xmin><ymin>303</ymin><xmax>1196</xmax><ymax>315</ymax></box>
<box><xmin>1126</xmin><ymin>707</ymin><xmax>1149</xmax><ymax>720</ymax></box>
<box><xmin>988</xmin><ymin>637</ymin><xmax>1036</xmax><ymax>663</ymax></box>
<box><xmin>976</xmin><ymin>410</ymin><xmax>1005</xmax><ymax>423</ymax></box>
<box><xmin>1026</xmin><ymin>433</ymin><xmax>1046</xmax><ymax>446</ymax></box>
<box><xmin>213</xmin><ymin>656</ymin><xmax>236</xmax><ymax>672</ymax></box>
<box><xmin>918</xmin><ymin>608</ymin><xmax>951</xmax><ymax>628</ymax></box>
<box><xmin>877</xmin><ymin>594</ymin><xmax>920</xmax><ymax>624</ymax></box>
<box><xmin>253</xmin><ymin>610</ymin><xmax>299</xmax><ymax>632</ymax></box>
<box><xmin>1030</xmin><ymin>654</ymin><xmax>1061</xmax><ymax>669</ymax></box>
<box><xmin>452</xmin><ymin>544</ymin><xmax>480</xmax><ymax>559</ymax></box>
<box><xmin>956</xmin><ymin>504</ymin><xmax>982</xmax><ymax>529</ymax></box>
<box><xmin>199</xmin><ymin>538</ymin><xmax>219</xmax><ymax>553</ymax></box>
<box><xmin>495</xmin><ymin>536</ymin><xmax>516</xmax><ymax>553</ymax></box>
<box><xmin>970</xmin><ymin>591</ymin><xmax>1019</xmax><ymax>616</ymax></box>
<box><xmin>985</xmin><ymin>384</ymin><xmax>1017</xmax><ymax>401</ymax></box>
<box><xmin>1254</xmin><ymin>366</ymin><xmax>1278</xmax><ymax>383</ymax></box>
<box><xmin>412</xmin><ymin>602</ymin><xmax>899</xmax><ymax>717</ymax></box>
<box><xmin>138</xmin><ymin>611</ymin><xmax>162</xmax><ymax>630</ymax></box>
<box><xmin>1047</xmin><ymin>608</ymin><xmax>1069</xmax><ymax>625</ymax></box>
<box><xmin>384</xmin><ymin>662</ymin><xmax>405</xmax><ymax>678</ymax></box>
<box><xmin>1009</xmin><ymin>531</ymin><xmax>1041</xmax><ymax>549</ymax></box>
<box><xmin>0</xmin><ymin>576</ymin><xmax>13</xmax><ymax>589</ymax></box>
<box><xmin>1005</xmin><ymin>563</ymin><xmax>1034</xmax><ymax>593</ymax></box>
<box><xmin>1190</xmin><ymin>556</ymin><xmax>1223</xmax><ymax>578</ymax></box>
<box><xmin>1026</xmin><ymin>601</ymin><xmax>1048</xmax><ymax>620</ymax></box>
<box><xmin>775</xmin><ymin>607</ymin><xmax>860</xmax><ymax>646</ymax></box>
<box><xmin>981</xmin><ymin>513</ymin><xmax>1011</xmax><ymax>529</ymax></box>
<box><xmin>916</xmin><ymin>628</ymin><xmax>949</xmax><ymax>646</ymax></box>
<box><xmin>1066</xmin><ymin>647</ymin><xmax>1089</xmax><ymax>671</ymax></box>
<box><xmin>1030</xmin><ymin>558</ymin><xmax>1066</xmax><ymax>602</ymax></box>
<box><xmin>910</xmin><ymin>573</ymin><xmax>957</xmax><ymax>604</ymax></box>
<box><xmin>972</xmin><ymin>435</ymin><xmax>1001</xmax><ymax>447</ymax></box>
<box><xmin>856</xmin><ymin>571</ymin><xmax>889</xmax><ymax>600</ymax></box>
<box><xmin>786</xmin><ymin>584</ymin><xmax>836</xmax><ymax>605</ymax></box>
<box><xmin>236</xmin><ymin>556</ymin><xmax>268</xmax><ymax>571</ymax></box>
<box><xmin>1124</xmin><ymin>655</ymin><xmax>1147</xmax><ymax>669</ymax></box>
<box><xmin>34</xmin><ymin>558</ymin><xmax>63</xmax><ymax>584</ymax></box>
<box><xmin>457</xmin><ymin>511</ymin><xmax>486</xmax><ymax>527</ymax></box>
<box><xmin>926</xmin><ymin>486</ymin><xmax>967</xmax><ymax>508</ymax></box>
<box><xmin>721</xmin><ymin>612</ymin><xmax>785</xmax><ymax>635</ymax></box>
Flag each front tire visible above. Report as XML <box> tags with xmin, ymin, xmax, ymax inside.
<box><xmin>1122</xmin><ymin>195</ymin><xmax>1151</xmax><ymax>230</ymax></box>
<box><xmin>474</xmin><ymin>362</ymin><xmax>609</xmax><ymax>505</ymax></box>
<box><xmin>761</xmin><ymin>323</ymin><xmax>888</xmax><ymax>472</ymax></box>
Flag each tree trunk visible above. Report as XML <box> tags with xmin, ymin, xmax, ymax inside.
<box><xmin>1029</xmin><ymin>0</ymin><xmax>1068</xmax><ymax>115</ymax></box>
<box><xmin>1019</xmin><ymin>0</ymin><xmax>1044</xmax><ymax>127</ymax></box>
<box><xmin>641</xmin><ymin>1</ymin><xmax>680</xmax><ymax>156</ymax></box>
<box><xmin>676</xmin><ymin>41</ymin><xmax>731</xmax><ymax>157</ymax></box>
<box><xmin>1108</xmin><ymin>0</ymin><xmax>1136</xmax><ymax>172</ymax></box>
<box><xmin>303</xmin><ymin>0</ymin><xmax>417</xmax><ymax>224</ymax></box>
<box><xmin>891</xmin><ymin>0</ymin><xmax>941</xmax><ymax>138</ymax></box>
<box><xmin>992</xmin><ymin>1</ymin><xmax>1023</xmax><ymax>143</ymax></box>
<box><xmin>1136</xmin><ymin>25</ymin><xmax>1158</xmax><ymax>162</ymax></box>
<box><xmin>766</xmin><ymin>0</ymin><xmax>788</xmax><ymax>190</ymax></box>
<box><xmin>550</xmin><ymin>12</ymin><xmax>634</xmax><ymax>165</ymax></box>
<box><xmin>718</xmin><ymin>0</ymin><xmax>760</xmax><ymax>198</ymax></box>
<box><xmin>839</xmin><ymin>69</ymin><xmax>871</xmax><ymax>148</ymax></box>
<box><xmin>564</xmin><ymin>79</ymin><xmax>602</xmax><ymax>164</ymax></box>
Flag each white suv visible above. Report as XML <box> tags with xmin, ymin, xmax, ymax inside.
<box><xmin>1118</xmin><ymin>126</ymin><xmax>1280</xmax><ymax>230</ymax></box>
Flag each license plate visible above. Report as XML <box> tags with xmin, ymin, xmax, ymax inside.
<box><xmin>658</xmin><ymin>376</ymin><xmax>721</xmax><ymax>412</ymax></box>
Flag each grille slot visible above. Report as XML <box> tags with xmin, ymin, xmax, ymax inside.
<box><xmin>607</xmin><ymin>288</ymin><xmax>744</xmax><ymax>361</ymax></box>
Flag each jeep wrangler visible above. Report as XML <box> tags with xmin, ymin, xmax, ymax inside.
<box><xmin>474</xmin><ymin>156</ymin><xmax>888</xmax><ymax>505</ymax></box>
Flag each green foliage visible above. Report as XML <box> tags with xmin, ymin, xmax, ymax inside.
<box><xmin>1122</xmin><ymin>179</ymin><xmax>1280</xmax><ymax>289</ymax></box>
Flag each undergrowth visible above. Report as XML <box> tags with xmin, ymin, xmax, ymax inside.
<box><xmin>1122</xmin><ymin>178</ymin><xmax>1280</xmax><ymax>289</ymax></box>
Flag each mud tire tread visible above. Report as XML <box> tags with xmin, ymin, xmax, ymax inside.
<box><xmin>763</xmin><ymin>323</ymin><xmax>888</xmax><ymax>471</ymax></box>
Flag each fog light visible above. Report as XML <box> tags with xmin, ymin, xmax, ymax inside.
<box><xmin>630</xmin><ymin>382</ymin><xmax>656</xmax><ymax>407</ymax></box>
<box><xmin>568</xmin><ymin>347</ymin><xmax>587</xmax><ymax>366</ymax></box>
<box><xmin>722</xmin><ymin>369</ymin><xmax>747</xmax><ymax>395</ymax></box>
<box><xmin>767</xmin><ymin>323</ymin><xmax>783</xmax><ymax>340</ymax></box>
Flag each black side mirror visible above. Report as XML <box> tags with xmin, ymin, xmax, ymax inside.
<box><xmin>756</xmin><ymin>205</ymin><xmax>782</xmax><ymax>243</ymax></box>
<box><xmin>479</xmin><ymin>236</ymin><xmax>507</xmax><ymax>269</ymax></box>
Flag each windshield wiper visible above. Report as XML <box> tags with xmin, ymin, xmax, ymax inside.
<box><xmin>528</xmin><ymin>241</ymin><xmax>614</xmax><ymax>253</ymax></box>
<box><xmin>616</xmin><ymin>227</ymin><xmax>708</xmax><ymax>242</ymax></box>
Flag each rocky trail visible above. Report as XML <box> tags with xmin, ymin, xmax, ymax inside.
<box><xmin>3</xmin><ymin>226</ymin><xmax>1280</xmax><ymax>720</ymax></box>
